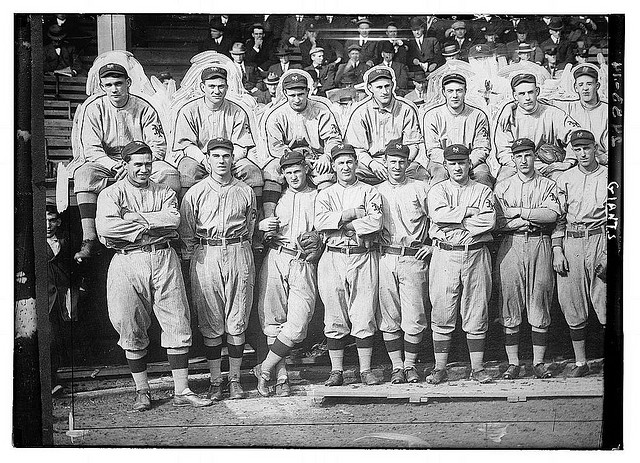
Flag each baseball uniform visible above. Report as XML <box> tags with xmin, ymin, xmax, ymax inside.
<box><xmin>173</xmin><ymin>97</ymin><xmax>263</xmax><ymax>190</ymax></box>
<box><xmin>178</xmin><ymin>177</ymin><xmax>257</xmax><ymax>339</ymax></box>
<box><xmin>344</xmin><ymin>96</ymin><xmax>425</xmax><ymax>185</ymax></box>
<box><xmin>555</xmin><ymin>99</ymin><xmax>608</xmax><ymax>163</ymax></box>
<box><xmin>314</xmin><ymin>179</ymin><xmax>383</xmax><ymax>340</ymax></box>
<box><xmin>553</xmin><ymin>163</ymin><xmax>607</xmax><ymax>327</ymax></box>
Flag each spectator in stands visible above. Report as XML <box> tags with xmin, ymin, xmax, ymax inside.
<box><xmin>254</xmin><ymin>73</ymin><xmax>279</xmax><ymax>105</ymax></box>
<box><xmin>44</xmin><ymin>14</ymin><xmax>80</xmax><ymax>45</ymax></box>
<box><xmin>406</xmin><ymin>16</ymin><xmax>442</xmax><ymax>74</ymax></box>
<box><xmin>541</xmin><ymin>17</ymin><xmax>576</xmax><ymax>67</ymax></box>
<box><xmin>317</xmin><ymin>14</ymin><xmax>350</xmax><ymax>41</ymax></box>
<box><xmin>404</xmin><ymin>71</ymin><xmax>428</xmax><ymax>107</ymax></box>
<box><xmin>478</xmin><ymin>24</ymin><xmax>508</xmax><ymax>59</ymax></box>
<box><xmin>375</xmin><ymin>22</ymin><xmax>408</xmax><ymax>65</ymax></box>
<box><xmin>448</xmin><ymin>21</ymin><xmax>474</xmax><ymax>61</ymax></box>
<box><xmin>281</xmin><ymin>14</ymin><xmax>311</xmax><ymax>48</ymax></box>
<box><xmin>43</xmin><ymin>24</ymin><xmax>82</xmax><ymax>76</ymax></box>
<box><xmin>442</xmin><ymin>43</ymin><xmax>462</xmax><ymax>62</ymax></box>
<box><xmin>506</xmin><ymin>23</ymin><xmax>544</xmax><ymax>64</ymax></box>
<box><xmin>304</xmin><ymin>47</ymin><xmax>336</xmax><ymax>97</ymax></box>
<box><xmin>471</xmin><ymin>14</ymin><xmax>509</xmax><ymax>43</ymax></box>
<box><xmin>542</xmin><ymin>46</ymin><xmax>565</xmax><ymax>78</ymax></box>
<box><xmin>245</xmin><ymin>24</ymin><xmax>274</xmax><ymax>73</ymax></box>
<box><xmin>335</xmin><ymin>44</ymin><xmax>371</xmax><ymax>87</ymax></box>
<box><xmin>378</xmin><ymin>41</ymin><xmax>409</xmax><ymax>96</ymax></box>
<box><xmin>513</xmin><ymin>43</ymin><xmax>535</xmax><ymax>63</ymax></box>
<box><xmin>199</xmin><ymin>19</ymin><xmax>234</xmax><ymax>55</ymax></box>
<box><xmin>299</xmin><ymin>23</ymin><xmax>343</xmax><ymax>69</ymax></box>
<box><xmin>267</xmin><ymin>47</ymin><xmax>302</xmax><ymax>78</ymax></box>
<box><xmin>344</xmin><ymin>18</ymin><xmax>377</xmax><ymax>67</ymax></box>
<box><xmin>157</xmin><ymin>71</ymin><xmax>175</xmax><ymax>88</ymax></box>
<box><xmin>229</xmin><ymin>42</ymin><xmax>261</xmax><ymax>92</ymax></box>
<box><xmin>575</xmin><ymin>47</ymin><xmax>590</xmax><ymax>65</ymax></box>
<box><xmin>208</xmin><ymin>14</ymin><xmax>242</xmax><ymax>43</ymax></box>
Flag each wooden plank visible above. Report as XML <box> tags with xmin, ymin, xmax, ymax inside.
<box><xmin>44</xmin><ymin>109</ymin><xmax>71</xmax><ymax>118</ymax></box>
<box><xmin>45</xmin><ymin>119</ymin><xmax>73</xmax><ymax>128</ymax></box>
<box><xmin>45</xmin><ymin>137</ymin><xmax>71</xmax><ymax>145</ymax></box>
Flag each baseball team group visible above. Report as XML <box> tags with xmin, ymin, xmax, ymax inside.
<box><xmin>58</xmin><ymin>41</ymin><xmax>607</xmax><ymax>412</ymax></box>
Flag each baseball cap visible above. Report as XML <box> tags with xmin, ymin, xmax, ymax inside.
<box><xmin>309</xmin><ymin>46</ymin><xmax>324</xmax><ymax>56</ymax></box>
<box><xmin>442</xmin><ymin>73</ymin><xmax>466</xmax><ymax>87</ymax></box>
<box><xmin>384</xmin><ymin>139</ymin><xmax>409</xmax><ymax>159</ymax></box>
<box><xmin>347</xmin><ymin>44</ymin><xmax>362</xmax><ymax>53</ymax></box>
<box><xmin>367</xmin><ymin>67</ymin><xmax>393</xmax><ymax>85</ymax></box>
<box><xmin>451</xmin><ymin>21</ymin><xmax>465</xmax><ymax>30</ymax></box>
<box><xmin>511</xmin><ymin>138</ymin><xmax>535</xmax><ymax>154</ymax></box>
<box><xmin>280</xmin><ymin>150</ymin><xmax>306</xmax><ymax>169</ymax></box>
<box><xmin>570</xmin><ymin>130</ymin><xmax>595</xmax><ymax>146</ymax></box>
<box><xmin>443</xmin><ymin>144</ymin><xmax>470</xmax><ymax>161</ymax></box>
<box><xmin>330</xmin><ymin>143</ymin><xmax>357</xmax><ymax>161</ymax></box>
<box><xmin>122</xmin><ymin>140</ymin><xmax>152</xmax><ymax>158</ymax></box>
<box><xmin>573</xmin><ymin>65</ymin><xmax>598</xmax><ymax>80</ymax></box>
<box><xmin>282</xmin><ymin>72</ymin><xmax>308</xmax><ymax>90</ymax></box>
<box><xmin>511</xmin><ymin>73</ymin><xmax>536</xmax><ymax>89</ymax></box>
<box><xmin>206</xmin><ymin>137</ymin><xmax>233</xmax><ymax>153</ymax></box>
<box><xmin>99</xmin><ymin>63</ymin><xmax>128</xmax><ymax>79</ymax></box>
<box><xmin>201</xmin><ymin>66</ymin><xmax>227</xmax><ymax>82</ymax></box>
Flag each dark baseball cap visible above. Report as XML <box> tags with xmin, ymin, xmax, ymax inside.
<box><xmin>122</xmin><ymin>140</ymin><xmax>152</xmax><ymax>158</ymax></box>
<box><xmin>330</xmin><ymin>143</ymin><xmax>357</xmax><ymax>161</ymax></box>
<box><xmin>570</xmin><ymin>130</ymin><xmax>596</xmax><ymax>146</ymax></box>
<box><xmin>282</xmin><ymin>72</ymin><xmax>308</xmax><ymax>90</ymax></box>
<box><xmin>442</xmin><ymin>73</ymin><xmax>466</xmax><ymax>87</ymax></box>
<box><xmin>280</xmin><ymin>150</ymin><xmax>306</xmax><ymax>169</ymax></box>
<box><xmin>443</xmin><ymin>144</ymin><xmax>470</xmax><ymax>161</ymax></box>
<box><xmin>384</xmin><ymin>138</ymin><xmax>409</xmax><ymax>159</ymax></box>
<box><xmin>99</xmin><ymin>63</ymin><xmax>128</xmax><ymax>79</ymax></box>
<box><xmin>201</xmin><ymin>66</ymin><xmax>227</xmax><ymax>82</ymax></box>
<box><xmin>511</xmin><ymin>73</ymin><xmax>536</xmax><ymax>89</ymax></box>
<box><xmin>367</xmin><ymin>67</ymin><xmax>393</xmax><ymax>85</ymax></box>
<box><xmin>573</xmin><ymin>65</ymin><xmax>598</xmax><ymax>80</ymax></box>
<box><xmin>511</xmin><ymin>138</ymin><xmax>536</xmax><ymax>154</ymax></box>
<box><xmin>206</xmin><ymin>137</ymin><xmax>233</xmax><ymax>153</ymax></box>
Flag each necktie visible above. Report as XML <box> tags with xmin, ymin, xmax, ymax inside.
<box><xmin>418</xmin><ymin>38</ymin><xmax>422</xmax><ymax>48</ymax></box>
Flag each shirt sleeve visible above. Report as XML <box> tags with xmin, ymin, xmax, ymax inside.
<box><xmin>81</xmin><ymin>103</ymin><xmax>119</xmax><ymax>170</ymax></box>
<box><xmin>265</xmin><ymin>112</ymin><xmax>289</xmax><ymax>159</ymax></box>
<box><xmin>462</xmin><ymin>187</ymin><xmax>496</xmax><ymax>236</ymax></box>
<box><xmin>178</xmin><ymin>191</ymin><xmax>198</xmax><ymax>259</ymax></box>
<box><xmin>402</xmin><ymin>105</ymin><xmax>423</xmax><ymax>146</ymax></box>
<box><xmin>231</xmin><ymin>107</ymin><xmax>256</xmax><ymax>156</ymax></box>
<box><xmin>556</xmin><ymin>109</ymin><xmax>581</xmax><ymax>164</ymax></box>
<box><xmin>422</xmin><ymin>109</ymin><xmax>445</xmax><ymax>164</ymax></box>
<box><xmin>470</xmin><ymin>111</ymin><xmax>491</xmax><ymax>166</ymax></box>
<box><xmin>138</xmin><ymin>187</ymin><xmax>181</xmax><ymax>230</ymax></box>
<box><xmin>493</xmin><ymin>104</ymin><xmax>516</xmax><ymax>167</ymax></box>
<box><xmin>141</xmin><ymin>103</ymin><xmax>167</xmax><ymax>161</ymax></box>
<box><xmin>521</xmin><ymin>180</ymin><xmax>562</xmax><ymax>224</ymax></box>
<box><xmin>172</xmin><ymin>105</ymin><xmax>203</xmax><ymax>160</ymax></box>
<box><xmin>317</xmin><ymin>109</ymin><xmax>342</xmax><ymax>158</ymax></box>
<box><xmin>314</xmin><ymin>189</ymin><xmax>342</xmax><ymax>231</ymax></box>
<box><xmin>247</xmin><ymin>189</ymin><xmax>258</xmax><ymax>239</ymax></box>
<box><xmin>427</xmin><ymin>184</ymin><xmax>467</xmax><ymax>225</ymax></box>
<box><xmin>95</xmin><ymin>188</ymin><xmax>147</xmax><ymax>244</ymax></box>
<box><xmin>551</xmin><ymin>175</ymin><xmax>568</xmax><ymax>246</ymax></box>
<box><xmin>344</xmin><ymin>109</ymin><xmax>374</xmax><ymax>167</ymax></box>
<box><xmin>351</xmin><ymin>187</ymin><xmax>383</xmax><ymax>236</ymax></box>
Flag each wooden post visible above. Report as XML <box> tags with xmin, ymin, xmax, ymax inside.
<box><xmin>97</xmin><ymin>14</ymin><xmax>128</xmax><ymax>54</ymax></box>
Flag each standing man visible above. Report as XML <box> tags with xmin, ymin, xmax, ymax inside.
<box><xmin>552</xmin><ymin>130</ymin><xmax>607</xmax><ymax>377</ymax></box>
<box><xmin>377</xmin><ymin>140</ymin><xmax>432</xmax><ymax>384</ymax></box>
<box><xmin>179</xmin><ymin>137</ymin><xmax>257</xmax><ymax>400</ymax></box>
<box><xmin>494</xmin><ymin>73</ymin><xmax>579</xmax><ymax>182</ymax></box>
<box><xmin>96</xmin><ymin>141</ymin><xmax>212</xmax><ymax>411</ymax></box>
<box><xmin>425</xmin><ymin>144</ymin><xmax>496</xmax><ymax>385</ymax></box>
<box><xmin>253</xmin><ymin>151</ymin><xmax>323</xmax><ymax>397</ymax></box>
<box><xmin>493</xmin><ymin>138</ymin><xmax>561</xmax><ymax>380</ymax></box>
<box><xmin>344</xmin><ymin>66</ymin><xmax>426</xmax><ymax>185</ymax></box>
<box><xmin>422</xmin><ymin>73</ymin><xmax>494</xmax><ymax>187</ymax></box>
<box><xmin>314</xmin><ymin>143</ymin><xmax>383</xmax><ymax>387</ymax></box>
<box><xmin>173</xmin><ymin>66</ymin><xmax>263</xmax><ymax>202</ymax></box>
<box><xmin>70</xmin><ymin>63</ymin><xmax>180</xmax><ymax>262</ymax></box>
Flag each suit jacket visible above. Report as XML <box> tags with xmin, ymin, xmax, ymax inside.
<box><xmin>334</xmin><ymin>60</ymin><xmax>371</xmax><ymax>87</ymax></box>
<box><xmin>44</xmin><ymin>42</ymin><xmax>82</xmax><ymax>74</ymax></box>
<box><xmin>344</xmin><ymin>38</ymin><xmax>378</xmax><ymax>65</ymax></box>
<box><xmin>541</xmin><ymin>38</ymin><xmax>576</xmax><ymax>67</ymax></box>
<box><xmin>316</xmin><ymin>15</ymin><xmax>351</xmax><ymax>40</ymax></box>
<box><xmin>506</xmin><ymin>39</ymin><xmax>544</xmax><ymax>64</ymax></box>
<box><xmin>209</xmin><ymin>15</ymin><xmax>243</xmax><ymax>42</ymax></box>
<box><xmin>298</xmin><ymin>38</ymin><xmax>343</xmax><ymax>68</ymax></box>
<box><xmin>281</xmin><ymin>15</ymin><xmax>312</xmax><ymax>46</ymax></box>
<box><xmin>266</xmin><ymin>62</ymin><xmax>303</xmax><ymax>78</ymax></box>
<box><xmin>451</xmin><ymin>37</ymin><xmax>475</xmax><ymax>62</ymax></box>
<box><xmin>406</xmin><ymin>36</ymin><xmax>443</xmax><ymax>72</ymax></box>
<box><xmin>254</xmin><ymin>89</ymin><xmax>275</xmax><ymax>105</ymax></box>
<box><xmin>233</xmin><ymin>62</ymin><xmax>262</xmax><ymax>91</ymax></box>
<box><xmin>470</xmin><ymin>16</ymin><xmax>510</xmax><ymax>42</ymax></box>
<box><xmin>305</xmin><ymin>64</ymin><xmax>337</xmax><ymax>95</ymax></box>
<box><xmin>244</xmin><ymin>38</ymin><xmax>274</xmax><ymax>69</ymax></box>
<box><xmin>374</xmin><ymin>40</ymin><xmax>409</xmax><ymax>65</ymax></box>
<box><xmin>47</xmin><ymin>231</ymin><xmax>80</xmax><ymax>318</ymax></box>
<box><xmin>199</xmin><ymin>34</ymin><xmax>235</xmax><ymax>56</ymax></box>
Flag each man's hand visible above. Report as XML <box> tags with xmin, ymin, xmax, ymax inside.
<box><xmin>503</xmin><ymin>207</ymin><xmax>521</xmax><ymax>219</ymax></box>
<box><xmin>415</xmin><ymin>244</ymin><xmax>433</xmax><ymax>261</ymax></box>
<box><xmin>369</xmin><ymin>160</ymin><xmax>388</xmax><ymax>180</ymax></box>
<box><xmin>465</xmin><ymin>207</ymin><xmax>480</xmax><ymax>218</ymax></box>
<box><xmin>366</xmin><ymin>60</ymin><xmax>375</xmax><ymax>68</ymax></box>
<box><xmin>112</xmin><ymin>163</ymin><xmax>127</xmax><ymax>181</ymax></box>
<box><xmin>314</xmin><ymin>155</ymin><xmax>332</xmax><ymax>175</ymax></box>
<box><xmin>553</xmin><ymin>246</ymin><xmax>569</xmax><ymax>275</ymax></box>
<box><xmin>259</xmin><ymin>216</ymin><xmax>280</xmax><ymax>232</ymax></box>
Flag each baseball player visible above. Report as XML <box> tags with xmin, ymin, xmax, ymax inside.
<box><xmin>95</xmin><ymin>141</ymin><xmax>212</xmax><ymax>411</ymax></box>
<box><xmin>552</xmin><ymin>130</ymin><xmax>607</xmax><ymax>377</ymax></box>
<box><xmin>262</xmin><ymin>70</ymin><xmax>342</xmax><ymax>217</ymax></box>
<box><xmin>178</xmin><ymin>137</ymin><xmax>257</xmax><ymax>400</ymax></box>
<box><xmin>554</xmin><ymin>65</ymin><xmax>608</xmax><ymax>165</ymax></box>
<box><xmin>493</xmin><ymin>73</ymin><xmax>580</xmax><ymax>182</ymax></box>
<box><xmin>314</xmin><ymin>143</ymin><xmax>383</xmax><ymax>386</ymax></box>
<box><xmin>425</xmin><ymin>144</ymin><xmax>496</xmax><ymax>385</ymax></box>
<box><xmin>493</xmin><ymin>138</ymin><xmax>562</xmax><ymax>380</ymax></box>
<box><xmin>343</xmin><ymin>66</ymin><xmax>426</xmax><ymax>185</ymax></box>
<box><xmin>70</xmin><ymin>63</ymin><xmax>181</xmax><ymax>262</ymax></box>
<box><xmin>377</xmin><ymin>139</ymin><xmax>432</xmax><ymax>384</ymax></box>
<box><xmin>253</xmin><ymin>151</ymin><xmax>322</xmax><ymax>397</ymax></box>
<box><xmin>173</xmin><ymin>66</ymin><xmax>263</xmax><ymax>203</ymax></box>
<box><xmin>422</xmin><ymin>73</ymin><xmax>494</xmax><ymax>188</ymax></box>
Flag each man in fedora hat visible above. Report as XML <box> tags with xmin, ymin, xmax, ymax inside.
<box><xmin>541</xmin><ymin>17</ymin><xmax>576</xmax><ymax>67</ymax></box>
<box><xmin>199</xmin><ymin>18</ymin><xmax>234</xmax><ymax>55</ymax></box>
<box><xmin>407</xmin><ymin>16</ymin><xmax>443</xmax><ymax>74</ymax></box>
<box><xmin>376</xmin><ymin>22</ymin><xmax>408</xmax><ymax>66</ymax></box>
<box><xmin>229</xmin><ymin>42</ymin><xmax>261</xmax><ymax>92</ymax></box>
<box><xmin>267</xmin><ymin>47</ymin><xmax>302</xmax><ymax>79</ymax></box>
<box><xmin>506</xmin><ymin>22</ymin><xmax>544</xmax><ymax>64</ymax></box>
<box><xmin>345</xmin><ymin>18</ymin><xmax>377</xmax><ymax>67</ymax></box>
<box><xmin>44</xmin><ymin>24</ymin><xmax>82</xmax><ymax>76</ymax></box>
<box><xmin>378</xmin><ymin>41</ymin><xmax>410</xmax><ymax>96</ymax></box>
<box><xmin>335</xmin><ymin>44</ymin><xmax>371</xmax><ymax>87</ymax></box>
<box><xmin>404</xmin><ymin>71</ymin><xmax>428</xmax><ymax>107</ymax></box>
<box><xmin>254</xmin><ymin>73</ymin><xmax>280</xmax><ymax>105</ymax></box>
<box><xmin>441</xmin><ymin>43</ymin><xmax>461</xmax><ymax>62</ymax></box>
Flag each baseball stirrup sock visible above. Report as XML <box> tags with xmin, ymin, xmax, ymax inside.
<box><xmin>433</xmin><ymin>334</ymin><xmax>452</xmax><ymax>370</ymax></box>
<box><xmin>467</xmin><ymin>337</ymin><xmax>486</xmax><ymax>372</ymax></box>
<box><xmin>328</xmin><ymin>349</ymin><xmax>344</xmax><ymax>372</ymax></box>
<box><xmin>357</xmin><ymin>347</ymin><xmax>373</xmax><ymax>373</ymax></box>
<box><xmin>569</xmin><ymin>327</ymin><xmax>587</xmax><ymax>342</ymax></box>
<box><xmin>171</xmin><ymin>368</ymin><xmax>189</xmax><ymax>395</ymax></box>
<box><xmin>326</xmin><ymin>337</ymin><xmax>346</xmax><ymax>350</ymax></box>
<box><xmin>384</xmin><ymin>336</ymin><xmax>404</xmax><ymax>370</ymax></box>
<box><xmin>504</xmin><ymin>330</ymin><xmax>520</xmax><ymax>366</ymax></box>
<box><xmin>355</xmin><ymin>336</ymin><xmax>374</xmax><ymax>349</ymax></box>
<box><xmin>204</xmin><ymin>344</ymin><xmax>222</xmax><ymax>360</ymax></box>
<box><xmin>127</xmin><ymin>357</ymin><xmax>149</xmax><ymax>391</ymax></box>
<box><xmin>404</xmin><ymin>337</ymin><xmax>422</xmax><ymax>369</ymax></box>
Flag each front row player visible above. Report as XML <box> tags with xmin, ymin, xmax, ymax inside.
<box><xmin>96</xmin><ymin>141</ymin><xmax>212</xmax><ymax>411</ymax></box>
<box><xmin>425</xmin><ymin>144</ymin><xmax>497</xmax><ymax>385</ymax></box>
<box><xmin>377</xmin><ymin>139</ymin><xmax>432</xmax><ymax>384</ymax></box>
<box><xmin>493</xmin><ymin>138</ymin><xmax>561</xmax><ymax>380</ymax></box>
<box><xmin>179</xmin><ymin>137</ymin><xmax>257</xmax><ymax>400</ymax></box>
<box><xmin>253</xmin><ymin>151</ymin><xmax>323</xmax><ymax>397</ymax></box>
<box><xmin>553</xmin><ymin>130</ymin><xmax>607</xmax><ymax>377</ymax></box>
<box><xmin>315</xmin><ymin>143</ymin><xmax>384</xmax><ymax>386</ymax></box>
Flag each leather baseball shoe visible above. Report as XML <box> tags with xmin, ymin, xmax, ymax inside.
<box><xmin>74</xmin><ymin>239</ymin><xmax>102</xmax><ymax>263</ymax></box>
<box><xmin>206</xmin><ymin>382</ymin><xmax>223</xmax><ymax>401</ymax></box>
<box><xmin>471</xmin><ymin>368</ymin><xmax>494</xmax><ymax>384</ymax></box>
<box><xmin>360</xmin><ymin>370</ymin><xmax>381</xmax><ymax>385</ymax></box>
<box><xmin>404</xmin><ymin>366</ymin><xmax>421</xmax><ymax>383</ymax></box>
<box><xmin>275</xmin><ymin>379</ymin><xmax>291</xmax><ymax>397</ymax></box>
<box><xmin>568</xmin><ymin>363</ymin><xmax>590</xmax><ymax>378</ymax></box>
<box><xmin>253</xmin><ymin>364</ymin><xmax>271</xmax><ymax>397</ymax></box>
<box><xmin>324</xmin><ymin>370</ymin><xmax>344</xmax><ymax>386</ymax></box>
<box><xmin>133</xmin><ymin>389</ymin><xmax>151</xmax><ymax>412</ymax></box>
<box><xmin>390</xmin><ymin>368</ymin><xmax>406</xmax><ymax>384</ymax></box>
<box><xmin>502</xmin><ymin>364</ymin><xmax>521</xmax><ymax>380</ymax></box>
<box><xmin>533</xmin><ymin>363</ymin><xmax>552</xmax><ymax>379</ymax></box>
<box><xmin>229</xmin><ymin>380</ymin><xmax>245</xmax><ymax>399</ymax></box>
<box><xmin>425</xmin><ymin>368</ymin><xmax>448</xmax><ymax>385</ymax></box>
<box><xmin>173</xmin><ymin>389</ymin><xmax>213</xmax><ymax>407</ymax></box>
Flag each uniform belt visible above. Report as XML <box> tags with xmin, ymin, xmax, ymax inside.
<box><xmin>380</xmin><ymin>245</ymin><xmax>421</xmax><ymax>256</ymax></box>
<box><xmin>508</xmin><ymin>230</ymin><xmax>549</xmax><ymax>237</ymax></box>
<box><xmin>267</xmin><ymin>242</ymin><xmax>304</xmax><ymax>258</ymax></box>
<box><xmin>116</xmin><ymin>242</ymin><xmax>170</xmax><ymax>254</ymax></box>
<box><xmin>199</xmin><ymin>236</ymin><xmax>248</xmax><ymax>246</ymax></box>
<box><xmin>566</xmin><ymin>228</ymin><xmax>603</xmax><ymax>238</ymax></box>
<box><xmin>433</xmin><ymin>240</ymin><xmax>486</xmax><ymax>252</ymax></box>
<box><xmin>326</xmin><ymin>245</ymin><xmax>375</xmax><ymax>255</ymax></box>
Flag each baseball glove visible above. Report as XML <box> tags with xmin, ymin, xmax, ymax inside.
<box><xmin>297</xmin><ymin>230</ymin><xmax>325</xmax><ymax>263</ymax></box>
<box><xmin>536</xmin><ymin>144</ymin><xmax>566</xmax><ymax>164</ymax></box>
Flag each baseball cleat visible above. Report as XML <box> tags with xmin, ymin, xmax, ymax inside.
<box><xmin>502</xmin><ymin>364</ymin><xmax>521</xmax><ymax>380</ymax></box>
<box><xmin>74</xmin><ymin>239</ymin><xmax>102</xmax><ymax>262</ymax></box>
<box><xmin>404</xmin><ymin>366</ymin><xmax>421</xmax><ymax>383</ymax></box>
<box><xmin>133</xmin><ymin>389</ymin><xmax>151</xmax><ymax>412</ymax></box>
<box><xmin>471</xmin><ymin>368</ymin><xmax>494</xmax><ymax>384</ymax></box>
<box><xmin>253</xmin><ymin>365</ymin><xmax>271</xmax><ymax>397</ymax></box>
<box><xmin>568</xmin><ymin>363</ymin><xmax>590</xmax><ymax>378</ymax></box>
<box><xmin>206</xmin><ymin>382</ymin><xmax>223</xmax><ymax>401</ymax></box>
<box><xmin>533</xmin><ymin>363</ymin><xmax>552</xmax><ymax>379</ymax></box>
<box><xmin>390</xmin><ymin>368</ymin><xmax>406</xmax><ymax>384</ymax></box>
<box><xmin>228</xmin><ymin>380</ymin><xmax>246</xmax><ymax>399</ymax></box>
<box><xmin>173</xmin><ymin>389</ymin><xmax>213</xmax><ymax>407</ymax></box>
<box><xmin>324</xmin><ymin>370</ymin><xmax>344</xmax><ymax>386</ymax></box>
<box><xmin>425</xmin><ymin>368</ymin><xmax>448</xmax><ymax>385</ymax></box>
<box><xmin>360</xmin><ymin>369</ymin><xmax>381</xmax><ymax>385</ymax></box>
<box><xmin>275</xmin><ymin>379</ymin><xmax>291</xmax><ymax>397</ymax></box>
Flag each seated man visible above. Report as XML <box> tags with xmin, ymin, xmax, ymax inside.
<box><xmin>44</xmin><ymin>24</ymin><xmax>82</xmax><ymax>76</ymax></box>
<box><xmin>335</xmin><ymin>45</ymin><xmax>371</xmax><ymax>87</ymax></box>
